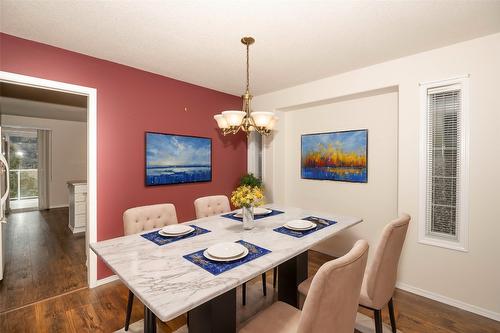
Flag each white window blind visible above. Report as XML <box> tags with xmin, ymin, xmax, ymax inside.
<box><xmin>420</xmin><ymin>77</ymin><xmax>469</xmax><ymax>251</ymax></box>
<box><xmin>426</xmin><ymin>86</ymin><xmax>461</xmax><ymax>239</ymax></box>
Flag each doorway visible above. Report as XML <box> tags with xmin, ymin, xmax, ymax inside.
<box><xmin>0</xmin><ymin>71</ymin><xmax>97</xmax><ymax>313</ymax></box>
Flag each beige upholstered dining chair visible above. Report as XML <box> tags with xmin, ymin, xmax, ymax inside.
<box><xmin>298</xmin><ymin>214</ymin><xmax>411</xmax><ymax>333</ymax></box>
<box><xmin>193</xmin><ymin>194</ymin><xmax>275</xmax><ymax>305</ymax></box>
<box><xmin>239</xmin><ymin>240</ymin><xmax>369</xmax><ymax>333</ymax></box>
<box><xmin>194</xmin><ymin>195</ymin><xmax>231</xmax><ymax>218</ymax></box>
<box><xmin>122</xmin><ymin>203</ymin><xmax>178</xmax><ymax>331</ymax></box>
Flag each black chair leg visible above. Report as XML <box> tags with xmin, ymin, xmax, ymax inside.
<box><xmin>388</xmin><ymin>298</ymin><xmax>397</xmax><ymax>333</ymax></box>
<box><xmin>273</xmin><ymin>267</ymin><xmax>277</xmax><ymax>288</ymax></box>
<box><xmin>374</xmin><ymin>309</ymin><xmax>383</xmax><ymax>333</ymax></box>
<box><xmin>242</xmin><ymin>282</ymin><xmax>247</xmax><ymax>306</ymax></box>
<box><xmin>261</xmin><ymin>272</ymin><xmax>267</xmax><ymax>296</ymax></box>
<box><xmin>125</xmin><ymin>290</ymin><xmax>134</xmax><ymax>331</ymax></box>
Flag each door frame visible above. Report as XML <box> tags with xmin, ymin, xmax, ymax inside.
<box><xmin>0</xmin><ymin>71</ymin><xmax>98</xmax><ymax>288</ymax></box>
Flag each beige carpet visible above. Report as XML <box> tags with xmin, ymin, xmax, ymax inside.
<box><xmin>115</xmin><ymin>282</ymin><xmax>402</xmax><ymax>333</ymax></box>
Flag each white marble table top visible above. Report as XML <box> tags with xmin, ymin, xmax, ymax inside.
<box><xmin>90</xmin><ymin>205</ymin><xmax>362</xmax><ymax>322</ymax></box>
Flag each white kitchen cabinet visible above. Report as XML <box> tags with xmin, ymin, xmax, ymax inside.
<box><xmin>68</xmin><ymin>180</ymin><xmax>87</xmax><ymax>233</ymax></box>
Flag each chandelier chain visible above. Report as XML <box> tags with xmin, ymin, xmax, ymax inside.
<box><xmin>246</xmin><ymin>42</ymin><xmax>250</xmax><ymax>92</ymax></box>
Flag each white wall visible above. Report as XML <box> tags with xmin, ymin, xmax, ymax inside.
<box><xmin>2</xmin><ymin>115</ymin><xmax>87</xmax><ymax>208</ymax></box>
<box><xmin>284</xmin><ymin>90</ymin><xmax>399</xmax><ymax>262</ymax></box>
<box><xmin>254</xmin><ymin>33</ymin><xmax>500</xmax><ymax>319</ymax></box>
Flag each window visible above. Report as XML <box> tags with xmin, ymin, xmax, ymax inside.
<box><xmin>419</xmin><ymin>76</ymin><xmax>469</xmax><ymax>251</ymax></box>
<box><xmin>7</xmin><ymin>130</ymin><xmax>39</xmax><ymax>203</ymax></box>
<box><xmin>247</xmin><ymin>131</ymin><xmax>263</xmax><ymax>179</ymax></box>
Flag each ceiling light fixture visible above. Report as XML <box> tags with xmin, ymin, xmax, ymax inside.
<box><xmin>214</xmin><ymin>37</ymin><xmax>277</xmax><ymax>136</ymax></box>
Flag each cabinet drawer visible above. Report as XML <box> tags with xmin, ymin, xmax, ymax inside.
<box><xmin>75</xmin><ymin>193</ymin><xmax>86</xmax><ymax>202</ymax></box>
<box><xmin>74</xmin><ymin>185</ymin><xmax>88</xmax><ymax>194</ymax></box>
<box><xmin>75</xmin><ymin>203</ymin><xmax>87</xmax><ymax>215</ymax></box>
<box><xmin>74</xmin><ymin>214</ymin><xmax>87</xmax><ymax>228</ymax></box>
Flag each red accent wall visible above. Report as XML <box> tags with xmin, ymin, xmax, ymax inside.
<box><xmin>0</xmin><ymin>33</ymin><xmax>247</xmax><ymax>279</ymax></box>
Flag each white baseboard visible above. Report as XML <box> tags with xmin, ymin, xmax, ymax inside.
<box><xmin>94</xmin><ymin>274</ymin><xmax>119</xmax><ymax>287</ymax></box>
<box><xmin>396</xmin><ymin>282</ymin><xmax>500</xmax><ymax>322</ymax></box>
<box><xmin>49</xmin><ymin>204</ymin><xmax>69</xmax><ymax>209</ymax></box>
<box><xmin>68</xmin><ymin>223</ymin><xmax>86</xmax><ymax>234</ymax></box>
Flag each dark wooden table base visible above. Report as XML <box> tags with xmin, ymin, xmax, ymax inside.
<box><xmin>278</xmin><ymin>251</ymin><xmax>308</xmax><ymax>308</ymax></box>
<box><xmin>187</xmin><ymin>288</ymin><xmax>236</xmax><ymax>333</ymax></box>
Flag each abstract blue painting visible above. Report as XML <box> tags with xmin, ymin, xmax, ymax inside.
<box><xmin>146</xmin><ymin>132</ymin><xmax>211</xmax><ymax>186</ymax></box>
<box><xmin>301</xmin><ymin>129</ymin><xmax>368</xmax><ymax>183</ymax></box>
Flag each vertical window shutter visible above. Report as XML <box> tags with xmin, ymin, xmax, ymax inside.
<box><xmin>426</xmin><ymin>85</ymin><xmax>461</xmax><ymax>240</ymax></box>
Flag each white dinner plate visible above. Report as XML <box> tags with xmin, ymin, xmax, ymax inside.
<box><xmin>159</xmin><ymin>229</ymin><xmax>194</xmax><ymax>237</ymax></box>
<box><xmin>206</xmin><ymin>242</ymin><xmax>247</xmax><ymax>259</ymax></box>
<box><xmin>283</xmin><ymin>220</ymin><xmax>316</xmax><ymax>231</ymax></box>
<box><xmin>159</xmin><ymin>224</ymin><xmax>194</xmax><ymax>236</ymax></box>
<box><xmin>234</xmin><ymin>207</ymin><xmax>272</xmax><ymax>217</ymax></box>
<box><xmin>203</xmin><ymin>247</ymin><xmax>249</xmax><ymax>262</ymax></box>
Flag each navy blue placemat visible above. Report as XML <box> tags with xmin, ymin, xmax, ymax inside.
<box><xmin>183</xmin><ymin>240</ymin><xmax>271</xmax><ymax>276</ymax></box>
<box><xmin>222</xmin><ymin>209</ymin><xmax>284</xmax><ymax>222</ymax></box>
<box><xmin>273</xmin><ymin>216</ymin><xmax>337</xmax><ymax>238</ymax></box>
<box><xmin>141</xmin><ymin>225</ymin><xmax>210</xmax><ymax>246</ymax></box>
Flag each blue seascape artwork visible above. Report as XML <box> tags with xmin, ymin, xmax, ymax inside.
<box><xmin>301</xmin><ymin>129</ymin><xmax>368</xmax><ymax>183</ymax></box>
<box><xmin>146</xmin><ymin>132</ymin><xmax>211</xmax><ymax>185</ymax></box>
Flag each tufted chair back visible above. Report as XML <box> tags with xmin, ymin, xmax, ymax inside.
<box><xmin>123</xmin><ymin>203</ymin><xmax>178</xmax><ymax>235</ymax></box>
<box><xmin>194</xmin><ymin>195</ymin><xmax>231</xmax><ymax>218</ymax></box>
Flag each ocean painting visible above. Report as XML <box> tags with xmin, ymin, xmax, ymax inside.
<box><xmin>301</xmin><ymin>129</ymin><xmax>368</xmax><ymax>183</ymax></box>
<box><xmin>146</xmin><ymin>132</ymin><xmax>212</xmax><ymax>186</ymax></box>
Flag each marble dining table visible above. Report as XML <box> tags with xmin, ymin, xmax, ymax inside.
<box><xmin>90</xmin><ymin>205</ymin><xmax>362</xmax><ymax>333</ymax></box>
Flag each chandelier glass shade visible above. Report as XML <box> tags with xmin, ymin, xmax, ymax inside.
<box><xmin>214</xmin><ymin>37</ymin><xmax>277</xmax><ymax>136</ymax></box>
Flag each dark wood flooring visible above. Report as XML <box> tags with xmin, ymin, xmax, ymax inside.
<box><xmin>1</xmin><ymin>250</ymin><xmax>499</xmax><ymax>332</ymax></box>
<box><xmin>0</xmin><ymin>208</ymin><xmax>87</xmax><ymax>313</ymax></box>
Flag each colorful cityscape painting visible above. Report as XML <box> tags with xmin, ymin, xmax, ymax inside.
<box><xmin>301</xmin><ymin>129</ymin><xmax>368</xmax><ymax>183</ymax></box>
<box><xmin>146</xmin><ymin>132</ymin><xmax>211</xmax><ymax>186</ymax></box>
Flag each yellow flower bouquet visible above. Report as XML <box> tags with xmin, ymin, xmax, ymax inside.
<box><xmin>230</xmin><ymin>185</ymin><xmax>264</xmax><ymax>208</ymax></box>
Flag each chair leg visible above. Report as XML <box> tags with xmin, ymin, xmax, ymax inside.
<box><xmin>125</xmin><ymin>290</ymin><xmax>134</xmax><ymax>331</ymax></box>
<box><xmin>242</xmin><ymin>282</ymin><xmax>247</xmax><ymax>306</ymax></box>
<box><xmin>261</xmin><ymin>273</ymin><xmax>267</xmax><ymax>296</ymax></box>
<box><xmin>273</xmin><ymin>267</ymin><xmax>277</xmax><ymax>288</ymax></box>
<box><xmin>388</xmin><ymin>298</ymin><xmax>397</xmax><ymax>333</ymax></box>
<box><xmin>374</xmin><ymin>309</ymin><xmax>383</xmax><ymax>333</ymax></box>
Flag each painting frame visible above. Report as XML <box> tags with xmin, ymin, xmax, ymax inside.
<box><xmin>145</xmin><ymin>131</ymin><xmax>212</xmax><ymax>186</ymax></box>
<box><xmin>301</xmin><ymin>129</ymin><xmax>368</xmax><ymax>183</ymax></box>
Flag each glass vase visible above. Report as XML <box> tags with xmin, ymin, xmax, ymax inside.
<box><xmin>242</xmin><ymin>206</ymin><xmax>255</xmax><ymax>230</ymax></box>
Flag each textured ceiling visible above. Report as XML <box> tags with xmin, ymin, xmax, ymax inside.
<box><xmin>1</xmin><ymin>1</ymin><xmax>500</xmax><ymax>96</ymax></box>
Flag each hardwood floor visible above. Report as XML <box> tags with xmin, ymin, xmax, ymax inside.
<box><xmin>310</xmin><ymin>251</ymin><xmax>500</xmax><ymax>333</ymax></box>
<box><xmin>1</xmin><ymin>250</ymin><xmax>499</xmax><ymax>332</ymax></box>
<box><xmin>0</xmin><ymin>208</ymin><xmax>87</xmax><ymax>313</ymax></box>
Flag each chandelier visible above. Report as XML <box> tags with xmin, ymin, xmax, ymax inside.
<box><xmin>214</xmin><ymin>37</ymin><xmax>277</xmax><ymax>136</ymax></box>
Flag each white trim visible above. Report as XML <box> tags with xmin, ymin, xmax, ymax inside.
<box><xmin>418</xmin><ymin>76</ymin><xmax>469</xmax><ymax>252</ymax></box>
<box><xmin>2</xmin><ymin>124</ymin><xmax>52</xmax><ymax>131</ymax></box>
<box><xmin>247</xmin><ymin>131</ymin><xmax>258</xmax><ymax>175</ymax></box>
<box><xmin>396</xmin><ymin>282</ymin><xmax>500</xmax><ymax>322</ymax></box>
<box><xmin>68</xmin><ymin>222</ymin><xmax>86</xmax><ymax>234</ymax></box>
<box><xmin>418</xmin><ymin>74</ymin><xmax>470</xmax><ymax>87</ymax></box>
<box><xmin>0</xmin><ymin>71</ymin><xmax>98</xmax><ymax>288</ymax></box>
<box><xmin>95</xmin><ymin>274</ymin><xmax>119</xmax><ymax>287</ymax></box>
